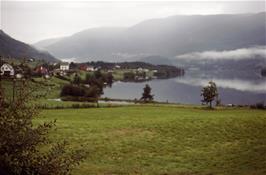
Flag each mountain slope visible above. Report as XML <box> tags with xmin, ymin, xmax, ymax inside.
<box><xmin>35</xmin><ymin>12</ymin><xmax>266</xmax><ymax>62</ymax></box>
<box><xmin>0</xmin><ymin>30</ymin><xmax>58</xmax><ymax>62</ymax></box>
<box><xmin>139</xmin><ymin>55</ymin><xmax>173</xmax><ymax>65</ymax></box>
<box><xmin>34</xmin><ymin>37</ymin><xmax>63</xmax><ymax>50</ymax></box>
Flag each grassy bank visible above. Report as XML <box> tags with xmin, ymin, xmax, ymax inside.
<box><xmin>38</xmin><ymin>105</ymin><xmax>266</xmax><ymax>175</ymax></box>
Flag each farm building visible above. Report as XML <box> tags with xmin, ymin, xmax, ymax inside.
<box><xmin>0</xmin><ymin>63</ymin><xmax>15</xmax><ymax>76</ymax></box>
<box><xmin>114</xmin><ymin>65</ymin><xmax>121</xmax><ymax>69</ymax></box>
<box><xmin>87</xmin><ymin>66</ymin><xmax>95</xmax><ymax>71</ymax></box>
<box><xmin>60</xmin><ymin>62</ymin><xmax>70</xmax><ymax>71</ymax></box>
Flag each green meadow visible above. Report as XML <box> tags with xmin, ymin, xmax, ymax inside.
<box><xmin>38</xmin><ymin>105</ymin><xmax>266</xmax><ymax>175</ymax></box>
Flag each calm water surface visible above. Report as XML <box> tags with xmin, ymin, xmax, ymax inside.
<box><xmin>103</xmin><ymin>72</ymin><xmax>266</xmax><ymax>105</ymax></box>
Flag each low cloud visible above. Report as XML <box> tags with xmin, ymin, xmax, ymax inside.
<box><xmin>175</xmin><ymin>78</ymin><xmax>266</xmax><ymax>93</ymax></box>
<box><xmin>175</xmin><ymin>46</ymin><xmax>266</xmax><ymax>60</ymax></box>
<box><xmin>60</xmin><ymin>57</ymin><xmax>77</xmax><ymax>63</ymax></box>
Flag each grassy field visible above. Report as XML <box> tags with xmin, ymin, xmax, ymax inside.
<box><xmin>2</xmin><ymin>77</ymin><xmax>66</xmax><ymax>99</ymax></box>
<box><xmin>38</xmin><ymin>105</ymin><xmax>266</xmax><ymax>175</ymax></box>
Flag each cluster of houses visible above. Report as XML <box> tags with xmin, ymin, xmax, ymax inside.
<box><xmin>0</xmin><ymin>62</ymin><xmax>102</xmax><ymax>79</ymax></box>
<box><xmin>1</xmin><ymin>61</ymin><xmax>159</xmax><ymax>81</ymax></box>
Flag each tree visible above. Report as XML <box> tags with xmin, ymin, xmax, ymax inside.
<box><xmin>69</xmin><ymin>62</ymin><xmax>77</xmax><ymax>70</ymax></box>
<box><xmin>141</xmin><ymin>84</ymin><xmax>154</xmax><ymax>102</ymax></box>
<box><xmin>72</xmin><ymin>73</ymin><xmax>81</xmax><ymax>85</ymax></box>
<box><xmin>215</xmin><ymin>93</ymin><xmax>222</xmax><ymax>106</ymax></box>
<box><xmin>201</xmin><ymin>81</ymin><xmax>218</xmax><ymax>108</ymax></box>
<box><xmin>60</xmin><ymin>84</ymin><xmax>86</xmax><ymax>97</ymax></box>
<box><xmin>85</xmin><ymin>73</ymin><xmax>104</xmax><ymax>95</ymax></box>
<box><xmin>85</xmin><ymin>73</ymin><xmax>92</xmax><ymax>84</ymax></box>
<box><xmin>94</xmin><ymin>70</ymin><xmax>102</xmax><ymax>79</ymax></box>
<box><xmin>106</xmin><ymin>72</ymin><xmax>113</xmax><ymax>87</ymax></box>
<box><xmin>123</xmin><ymin>72</ymin><xmax>135</xmax><ymax>81</ymax></box>
<box><xmin>261</xmin><ymin>67</ymin><xmax>266</xmax><ymax>77</ymax></box>
<box><xmin>0</xmin><ymin>81</ymin><xmax>85</xmax><ymax>175</ymax></box>
<box><xmin>86</xmin><ymin>85</ymin><xmax>101</xmax><ymax>98</ymax></box>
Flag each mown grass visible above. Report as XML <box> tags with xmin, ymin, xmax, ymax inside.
<box><xmin>38</xmin><ymin>105</ymin><xmax>266</xmax><ymax>175</ymax></box>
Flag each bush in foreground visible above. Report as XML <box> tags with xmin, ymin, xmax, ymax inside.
<box><xmin>0</xmin><ymin>81</ymin><xmax>85</xmax><ymax>175</ymax></box>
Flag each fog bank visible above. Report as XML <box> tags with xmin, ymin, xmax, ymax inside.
<box><xmin>175</xmin><ymin>46</ymin><xmax>266</xmax><ymax>60</ymax></box>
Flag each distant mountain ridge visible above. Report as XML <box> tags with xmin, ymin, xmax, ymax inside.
<box><xmin>34</xmin><ymin>37</ymin><xmax>63</xmax><ymax>50</ymax></box>
<box><xmin>139</xmin><ymin>55</ymin><xmax>173</xmax><ymax>65</ymax></box>
<box><xmin>34</xmin><ymin>12</ymin><xmax>266</xmax><ymax>62</ymax></box>
<box><xmin>0</xmin><ymin>30</ymin><xmax>58</xmax><ymax>62</ymax></box>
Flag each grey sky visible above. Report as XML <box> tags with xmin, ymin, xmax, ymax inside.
<box><xmin>1</xmin><ymin>1</ymin><xmax>265</xmax><ymax>44</ymax></box>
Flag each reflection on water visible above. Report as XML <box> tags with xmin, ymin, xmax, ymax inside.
<box><xmin>103</xmin><ymin>76</ymin><xmax>266</xmax><ymax>105</ymax></box>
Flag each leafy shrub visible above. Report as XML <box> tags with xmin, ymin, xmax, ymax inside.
<box><xmin>0</xmin><ymin>81</ymin><xmax>85</xmax><ymax>175</ymax></box>
<box><xmin>61</xmin><ymin>83</ymin><xmax>102</xmax><ymax>102</ymax></box>
<box><xmin>123</xmin><ymin>72</ymin><xmax>135</xmax><ymax>81</ymax></box>
<box><xmin>61</xmin><ymin>96</ymin><xmax>97</xmax><ymax>102</ymax></box>
<box><xmin>60</xmin><ymin>84</ymin><xmax>86</xmax><ymax>97</ymax></box>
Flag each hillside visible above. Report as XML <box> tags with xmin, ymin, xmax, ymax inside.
<box><xmin>0</xmin><ymin>30</ymin><xmax>58</xmax><ymax>62</ymax></box>
<box><xmin>34</xmin><ymin>37</ymin><xmax>63</xmax><ymax>50</ymax></box>
<box><xmin>139</xmin><ymin>55</ymin><xmax>173</xmax><ymax>65</ymax></box>
<box><xmin>35</xmin><ymin>12</ymin><xmax>266</xmax><ymax>62</ymax></box>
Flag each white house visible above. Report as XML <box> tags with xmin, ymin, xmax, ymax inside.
<box><xmin>60</xmin><ymin>62</ymin><xmax>70</xmax><ymax>71</ymax></box>
<box><xmin>137</xmin><ymin>67</ymin><xmax>143</xmax><ymax>72</ymax></box>
<box><xmin>114</xmin><ymin>65</ymin><xmax>121</xmax><ymax>69</ymax></box>
<box><xmin>0</xmin><ymin>63</ymin><xmax>15</xmax><ymax>76</ymax></box>
<box><xmin>87</xmin><ymin>66</ymin><xmax>95</xmax><ymax>72</ymax></box>
<box><xmin>143</xmin><ymin>69</ymin><xmax>149</xmax><ymax>72</ymax></box>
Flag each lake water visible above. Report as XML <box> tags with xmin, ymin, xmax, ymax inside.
<box><xmin>103</xmin><ymin>71</ymin><xmax>266</xmax><ymax>105</ymax></box>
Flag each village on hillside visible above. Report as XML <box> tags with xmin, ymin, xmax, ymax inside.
<box><xmin>0</xmin><ymin>57</ymin><xmax>184</xmax><ymax>104</ymax></box>
<box><xmin>0</xmin><ymin>57</ymin><xmax>184</xmax><ymax>81</ymax></box>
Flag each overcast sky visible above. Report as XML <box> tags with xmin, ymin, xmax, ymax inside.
<box><xmin>1</xmin><ymin>1</ymin><xmax>265</xmax><ymax>44</ymax></box>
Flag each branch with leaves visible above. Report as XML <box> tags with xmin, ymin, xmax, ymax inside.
<box><xmin>0</xmin><ymin>80</ymin><xmax>86</xmax><ymax>175</ymax></box>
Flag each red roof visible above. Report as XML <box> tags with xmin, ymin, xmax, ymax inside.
<box><xmin>35</xmin><ymin>66</ymin><xmax>48</xmax><ymax>74</ymax></box>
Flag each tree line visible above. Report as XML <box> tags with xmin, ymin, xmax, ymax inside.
<box><xmin>60</xmin><ymin>70</ymin><xmax>113</xmax><ymax>102</ymax></box>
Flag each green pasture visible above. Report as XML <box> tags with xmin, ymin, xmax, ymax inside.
<box><xmin>38</xmin><ymin>105</ymin><xmax>266</xmax><ymax>175</ymax></box>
